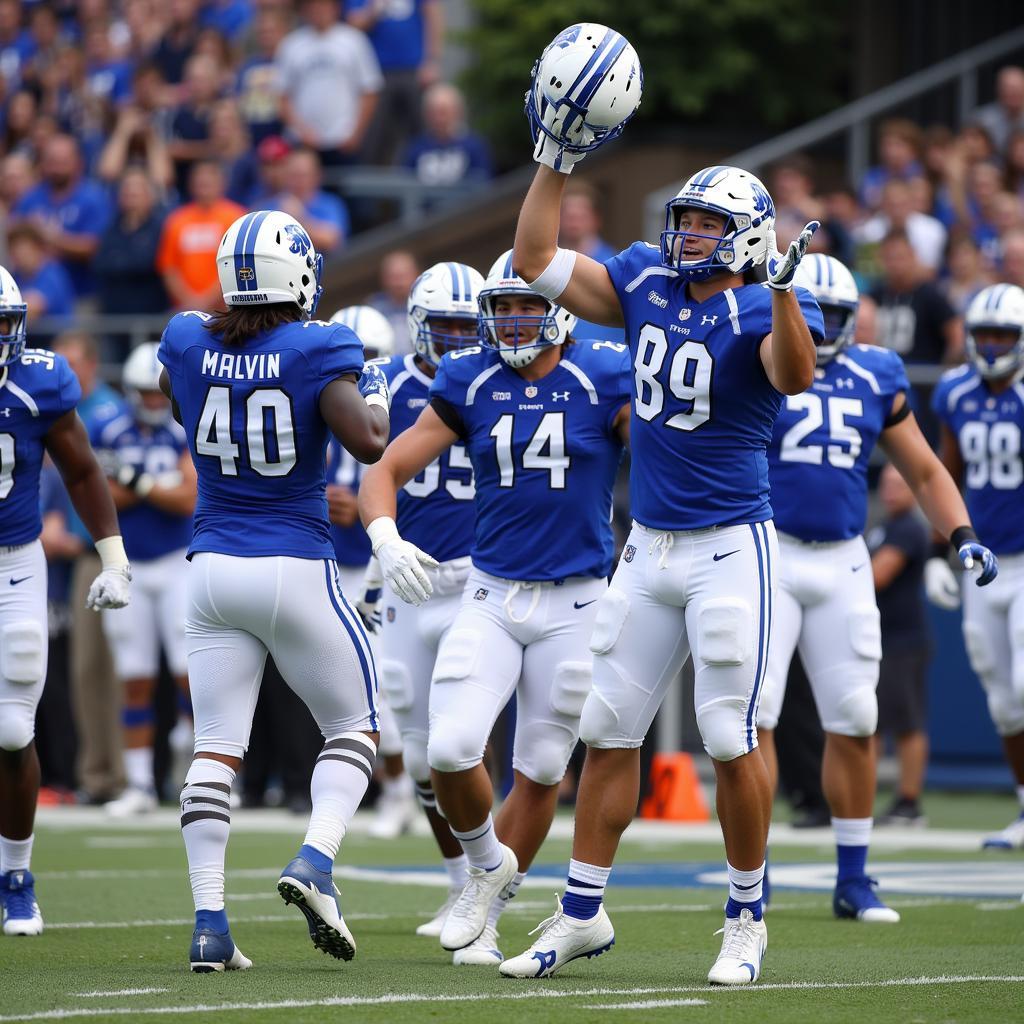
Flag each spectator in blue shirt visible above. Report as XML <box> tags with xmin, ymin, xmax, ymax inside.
<box><xmin>6</xmin><ymin>220</ymin><xmax>75</xmax><ymax>326</ymax></box>
<box><xmin>199</xmin><ymin>0</ymin><xmax>254</xmax><ymax>42</ymax></box>
<box><xmin>168</xmin><ymin>52</ymin><xmax>224</xmax><ymax>195</ymax></box>
<box><xmin>401</xmin><ymin>82</ymin><xmax>491</xmax><ymax>188</ymax></box>
<box><xmin>235</xmin><ymin>5</ymin><xmax>288</xmax><ymax>147</ymax></box>
<box><xmin>150</xmin><ymin>0</ymin><xmax>202</xmax><ymax>88</ymax></box>
<box><xmin>0</xmin><ymin>0</ymin><xmax>36</xmax><ymax>90</ymax></box>
<box><xmin>347</xmin><ymin>0</ymin><xmax>442</xmax><ymax>164</ymax></box>
<box><xmin>271</xmin><ymin>146</ymin><xmax>349</xmax><ymax>255</ymax></box>
<box><xmin>860</xmin><ymin>118</ymin><xmax>925</xmax><ymax>212</ymax></box>
<box><xmin>12</xmin><ymin>133</ymin><xmax>112</xmax><ymax>299</ymax></box>
<box><xmin>83</xmin><ymin>18</ymin><xmax>133</xmax><ymax>113</ymax></box>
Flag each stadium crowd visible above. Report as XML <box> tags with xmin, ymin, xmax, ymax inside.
<box><xmin>6</xmin><ymin>0</ymin><xmax>1022</xmax><ymax>822</ymax></box>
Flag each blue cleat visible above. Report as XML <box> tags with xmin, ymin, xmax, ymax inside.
<box><xmin>833</xmin><ymin>875</ymin><xmax>900</xmax><ymax>923</ymax></box>
<box><xmin>189</xmin><ymin>927</ymin><xmax>253</xmax><ymax>973</ymax></box>
<box><xmin>278</xmin><ymin>855</ymin><xmax>356</xmax><ymax>961</ymax></box>
<box><xmin>2</xmin><ymin>870</ymin><xmax>43</xmax><ymax>936</ymax></box>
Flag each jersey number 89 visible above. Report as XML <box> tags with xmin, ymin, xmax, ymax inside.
<box><xmin>633</xmin><ymin>325</ymin><xmax>712</xmax><ymax>431</ymax></box>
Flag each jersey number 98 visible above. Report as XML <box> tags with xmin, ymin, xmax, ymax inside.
<box><xmin>633</xmin><ymin>325</ymin><xmax>712</xmax><ymax>431</ymax></box>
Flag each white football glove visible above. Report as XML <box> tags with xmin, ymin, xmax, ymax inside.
<box><xmin>529</xmin><ymin>91</ymin><xmax>590</xmax><ymax>174</ymax></box>
<box><xmin>355</xmin><ymin>556</ymin><xmax>384</xmax><ymax>634</ymax></box>
<box><xmin>367</xmin><ymin>517</ymin><xmax>437</xmax><ymax>606</ymax></box>
<box><xmin>766</xmin><ymin>221</ymin><xmax>820</xmax><ymax>291</ymax></box>
<box><xmin>86</xmin><ymin>566</ymin><xmax>132</xmax><ymax>610</ymax></box>
<box><xmin>924</xmin><ymin>556</ymin><xmax>960</xmax><ymax>610</ymax></box>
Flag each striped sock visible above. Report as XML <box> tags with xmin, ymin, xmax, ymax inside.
<box><xmin>180</xmin><ymin>758</ymin><xmax>235</xmax><ymax>914</ymax></box>
<box><xmin>562</xmin><ymin>859</ymin><xmax>610</xmax><ymax>921</ymax></box>
<box><xmin>451</xmin><ymin>815</ymin><xmax>501</xmax><ymax>871</ymax></box>
<box><xmin>304</xmin><ymin>733</ymin><xmax>377</xmax><ymax>861</ymax></box>
<box><xmin>725</xmin><ymin>861</ymin><xmax>765</xmax><ymax>920</ymax></box>
<box><xmin>415</xmin><ymin>781</ymin><xmax>437</xmax><ymax>812</ymax></box>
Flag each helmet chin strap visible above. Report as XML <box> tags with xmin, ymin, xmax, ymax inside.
<box><xmin>500</xmin><ymin>344</ymin><xmax>543</xmax><ymax>369</ymax></box>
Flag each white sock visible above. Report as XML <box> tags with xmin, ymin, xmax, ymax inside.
<box><xmin>0</xmin><ymin>834</ymin><xmax>33</xmax><ymax>873</ymax></box>
<box><xmin>304</xmin><ymin>733</ymin><xmax>377</xmax><ymax>860</ymax></box>
<box><xmin>443</xmin><ymin>853</ymin><xmax>468</xmax><ymax>891</ymax></box>
<box><xmin>180</xmin><ymin>758</ymin><xmax>235</xmax><ymax>912</ymax></box>
<box><xmin>727</xmin><ymin>861</ymin><xmax>765</xmax><ymax>905</ymax></box>
<box><xmin>382</xmin><ymin>773</ymin><xmax>413</xmax><ymax>800</ymax></box>
<box><xmin>124</xmin><ymin>747</ymin><xmax>154</xmax><ymax>793</ymax></box>
<box><xmin>1016</xmin><ymin>785</ymin><xmax>1024</xmax><ymax>811</ymax></box>
<box><xmin>487</xmin><ymin>870</ymin><xmax>525</xmax><ymax>928</ymax></box>
<box><xmin>451</xmin><ymin>814</ymin><xmax>502</xmax><ymax>871</ymax></box>
<box><xmin>831</xmin><ymin>816</ymin><xmax>873</xmax><ymax>847</ymax></box>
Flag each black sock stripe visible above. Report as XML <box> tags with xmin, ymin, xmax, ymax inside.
<box><xmin>180</xmin><ymin>796</ymin><xmax>231</xmax><ymax>812</ymax></box>
<box><xmin>316</xmin><ymin>752</ymin><xmax>373</xmax><ymax>784</ymax></box>
<box><xmin>180</xmin><ymin>810</ymin><xmax>231</xmax><ymax>827</ymax></box>
<box><xmin>322</xmin><ymin>737</ymin><xmax>377</xmax><ymax>758</ymax></box>
<box><xmin>186</xmin><ymin>781</ymin><xmax>231</xmax><ymax>794</ymax></box>
<box><xmin>457</xmin><ymin>822</ymin><xmax>492</xmax><ymax>842</ymax></box>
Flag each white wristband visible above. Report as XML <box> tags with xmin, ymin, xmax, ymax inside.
<box><xmin>528</xmin><ymin>247</ymin><xmax>577</xmax><ymax>301</ymax></box>
<box><xmin>95</xmin><ymin>535</ymin><xmax>129</xmax><ymax>570</ymax></box>
<box><xmin>366</xmin><ymin>516</ymin><xmax>400</xmax><ymax>554</ymax></box>
<box><xmin>364</xmin><ymin>392</ymin><xmax>390</xmax><ymax>412</ymax></box>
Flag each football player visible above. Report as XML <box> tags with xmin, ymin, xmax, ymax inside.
<box><xmin>157</xmin><ymin>210</ymin><xmax>389</xmax><ymax>972</ymax></box>
<box><xmin>0</xmin><ymin>266</ymin><xmax>130</xmax><ymax>937</ymax></box>
<box><xmin>91</xmin><ymin>343</ymin><xmax>197</xmax><ymax>816</ymax></box>
<box><xmin>350</xmin><ymin>266</ymin><xmax>486</xmax><ymax>947</ymax></box>
<box><xmin>757</xmin><ymin>255</ymin><xmax>996</xmax><ymax>922</ymax></box>
<box><xmin>326</xmin><ymin>305</ymin><xmax>418</xmax><ymax>842</ymax></box>
<box><xmin>928</xmin><ymin>283</ymin><xmax>1024</xmax><ymax>849</ymax></box>
<box><xmin>359</xmin><ymin>250</ymin><xmax>630</xmax><ymax>968</ymax></box>
<box><xmin>503</xmin><ymin>26</ymin><xmax>822</xmax><ymax>984</ymax></box>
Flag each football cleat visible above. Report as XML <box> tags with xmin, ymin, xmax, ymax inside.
<box><xmin>452</xmin><ymin>922</ymin><xmax>503</xmax><ymax>966</ymax></box>
<box><xmin>189</xmin><ymin>927</ymin><xmax>252</xmax><ymax>973</ymax></box>
<box><xmin>833</xmin><ymin>876</ymin><xmax>900</xmax><ymax>923</ymax></box>
<box><xmin>708</xmin><ymin>908</ymin><xmax>767</xmax><ymax>985</ymax></box>
<box><xmin>416</xmin><ymin>887</ymin><xmax>461</xmax><ymax>937</ymax></box>
<box><xmin>105</xmin><ymin>787</ymin><xmax>158</xmax><ymax>818</ymax></box>
<box><xmin>440</xmin><ymin>844</ymin><xmax>518</xmax><ymax>951</ymax></box>
<box><xmin>2</xmin><ymin>871</ymin><xmax>43</xmax><ymax>937</ymax></box>
<box><xmin>278</xmin><ymin>855</ymin><xmax>356</xmax><ymax>960</ymax></box>
<box><xmin>499</xmin><ymin>897</ymin><xmax>614</xmax><ymax>978</ymax></box>
<box><xmin>368</xmin><ymin>782</ymin><xmax>419</xmax><ymax>840</ymax></box>
<box><xmin>982</xmin><ymin>812</ymin><xmax>1024</xmax><ymax>850</ymax></box>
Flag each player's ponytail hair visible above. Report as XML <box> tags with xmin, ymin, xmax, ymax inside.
<box><xmin>204</xmin><ymin>303</ymin><xmax>303</xmax><ymax>347</ymax></box>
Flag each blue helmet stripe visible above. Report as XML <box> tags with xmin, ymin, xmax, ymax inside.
<box><xmin>572</xmin><ymin>32</ymin><xmax>628</xmax><ymax>111</ymax></box>
<box><xmin>825</xmin><ymin>256</ymin><xmax>834</xmax><ymax>288</ymax></box>
<box><xmin>460</xmin><ymin>263</ymin><xmax>472</xmax><ymax>301</ymax></box>
<box><xmin>446</xmin><ymin>262</ymin><xmax>462</xmax><ymax>301</ymax></box>
<box><xmin>232</xmin><ymin>212</ymin><xmax>258</xmax><ymax>291</ymax></box>
<box><xmin>564</xmin><ymin>29</ymin><xmax>618</xmax><ymax>107</ymax></box>
<box><xmin>233</xmin><ymin>211</ymin><xmax>270</xmax><ymax>291</ymax></box>
<box><xmin>503</xmin><ymin>252</ymin><xmax>515</xmax><ymax>278</ymax></box>
<box><xmin>693</xmin><ymin>165</ymin><xmax>730</xmax><ymax>189</ymax></box>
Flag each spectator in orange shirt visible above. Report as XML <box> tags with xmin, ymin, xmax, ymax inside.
<box><xmin>157</xmin><ymin>159</ymin><xmax>244</xmax><ymax>310</ymax></box>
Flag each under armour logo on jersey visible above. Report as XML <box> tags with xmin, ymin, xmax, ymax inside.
<box><xmin>474</xmin><ymin>588</ymin><xmax>489</xmax><ymax>601</ymax></box>
<box><xmin>648</xmin><ymin>290</ymin><xmax>668</xmax><ymax>308</ymax></box>
<box><xmin>623</xmin><ymin>544</ymin><xmax>636</xmax><ymax>563</ymax></box>
<box><xmin>700</xmin><ymin>314</ymin><xmax>718</xmax><ymax>326</ymax></box>
<box><xmin>836</xmin><ymin>378</ymin><xmax>856</xmax><ymax>390</ymax></box>
<box><xmin>552</xmin><ymin>391</ymin><xmax>570</xmax><ymax>401</ymax></box>
<box><xmin>678</xmin><ymin>308</ymin><xmax>692</xmax><ymax>321</ymax></box>
<box><xmin>525</xmin><ymin>386</ymin><xmax>538</xmax><ymax>398</ymax></box>
<box><xmin>0</xmin><ymin>408</ymin><xmax>9</xmax><ymax>417</ymax></box>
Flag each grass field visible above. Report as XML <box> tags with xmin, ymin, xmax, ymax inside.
<box><xmin>3</xmin><ymin>793</ymin><xmax>1022</xmax><ymax>1024</ymax></box>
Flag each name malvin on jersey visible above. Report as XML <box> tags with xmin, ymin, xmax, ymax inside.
<box><xmin>201</xmin><ymin>349</ymin><xmax>281</xmax><ymax>381</ymax></box>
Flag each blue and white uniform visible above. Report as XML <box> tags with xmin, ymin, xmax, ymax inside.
<box><xmin>376</xmin><ymin>353</ymin><xmax>475</xmax><ymax>783</ymax></box>
<box><xmin>580</xmin><ymin>242</ymin><xmax>823</xmax><ymax>761</ymax></box>
<box><xmin>90</xmin><ymin>410</ymin><xmax>192</xmax><ymax>681</ymax></box>
<box><xmin>758</xmin><ymin>344</ymin><xmax>910</xmax><ymax>735</ymax></box>
<box><xmin>158</xmin><ymin>311</ymin><xmax>379</xmax><ymax>756</ymax></box>
<box><xmin>933</xmin><ymin>365</ymin><xmax>1024</xmax><ymax>736</ymax></box>
<box><xmin>425</xmin><ymin>340</ymin><xmax>630</xmax><ymax>784</ymax></box>
<box><xmin>0</xmin><ymin>349</ymin><xmax>80</xmax><ymax>752</ymax></box>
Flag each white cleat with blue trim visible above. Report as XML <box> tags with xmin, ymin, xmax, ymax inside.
<box><xmin>708</xmin><ymin>908</ymin><xmax>767</xmax><ymax>985</ymax></box>
<box><xmin>439</xmin><ymin>844</ymin><xmax>517</xmax><ymax>951</ymax></box>
<box><xmin>452</xmin><ymin>922</ymin><xmax>503</xmax><ymax>966</ymax></box>
<box><xmin>982</xmin><ymin>812</ymin><xmax>1024</xmax><ymax>850</ymax></box>
<box><xmin>498</xmin><ymin>897</ymin><xmax>614</xmax><ymax>978</ymax></box>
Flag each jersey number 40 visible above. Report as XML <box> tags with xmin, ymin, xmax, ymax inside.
<box><xmin>195</xmin><ymin>386</ymin><xmax>296</xmax><ymax>476</ymax></box>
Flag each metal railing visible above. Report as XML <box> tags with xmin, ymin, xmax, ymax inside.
<box><xmin>643</xmin><ymin>26</ymin><xmax>1024</xmax><ymax>241</ymax></box>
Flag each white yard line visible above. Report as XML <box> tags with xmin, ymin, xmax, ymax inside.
<box><xmin>73</xmin><ymin>991</ymin><xmax>168</xmax><ymax>999</ymax></box>
<box><xmin>4</xmin><ymin>977</ymin><xmax>1023</xmax><ymax>1023</ymax></box>
<box><xmin>587</xmin><ymin>999</ymin><xmax>709</xmax><ymax>1009</ymax></box>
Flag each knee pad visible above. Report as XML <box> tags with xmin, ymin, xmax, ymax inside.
<box><xmin>514</xmin><ymin>730</ymin><xmax>575</xmax><ymax>787</ymax></box>
<box><xmin>986</xmin><ymin>690</ymin><xmax>1024</xmax><ymax>737</ymax></box>
<box><xmin>579</xmin><ymin>687</ymin><xmax>623</xmax><ymax>748</ymax></box>
<box><xmin>380</xmin><ymin>659</ymin><xmax>413</xmax><ymax>713</ymax></box>
<box><xmin>849</xmin><ymin>605</ymin><xmax>882</xmax><ymax>662</ymax></box>
<box><xmin>0</xmin><ymin>620</ymin><xmax>45</xmax><ymax>685</ymax></box>
<box><xmin>833</xmin><ymin>684</ymin><xmax>879</xmax><ymax>737</ymax></box>
<box><xmin>427</xmin><ymin>718</ymin><xmax>486</xmax><ymax>774</ymax></box>
<box><xmin>963</xmin><ymin>622</ymin><xmax>993</xmax><ymax>676</ymax></box>
<box><xmin>550</xmin><ymin>661</ymin><xmax>592</xmax><ymax>719</ymax></box>
<box><xmin>697</xmin><ymin>599</ymin><xmax>752</xmax><ymax>667</ymax></box>
<box><xmin>589</xmin><ymin>589</ymin><xmax>630</xmax><ymax>655</ymax></box>
<box><xmin>431</xmin><ymin>628</ymin><xmax>480</xmax><ymax>686</ymax></box>
<box><xmin>0</xmin><ymin>707</ymin><xmax>34</xmax><ymax>751</ymax></box>
<box><xmin>696</xmin><ymin>694</ymin><xmax>748</xmax><ymax>762</ymax></box>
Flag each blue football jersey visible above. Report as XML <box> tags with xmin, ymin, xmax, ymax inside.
<box><xmin>327</xmin><ymin>438</ymin><xmax>372</xmax><ymax>568</ymax></box>
<box><xmin>932</xmin><ymin>365</ymin><xmax>1024</xmax><ymax>554</ymax></box>
<box><xmin>90</xmin><ymin>409</ymin><xmax>193</xmax><ymax>562</ymax></box>
<box><xmin>158</xmin><ymin>311</ymin><xmax>365</xmax><ymax>559</ymax></box>
<box><xmin>604</xmin><ymin>242</ymin><xmax>824</xmax><ymax>530</ymax></box>
<box><xmin>0</xmin><ymin>349</ymin><xmax>81</xmax><ymax>547</ymax></box>
<box><xmin>429</xmin><ymin>341</ymin><xmax>630</xmax><ymax>581</ymax></box>
<box><xmin>768</xmin><ymin>345</ymin><xmax>910</xmax><ymax>541</ymax></box>
<box><xmin>385</xmin><ymin>353</ymin><xmax>475</xmax><ymax>564</ymax></box>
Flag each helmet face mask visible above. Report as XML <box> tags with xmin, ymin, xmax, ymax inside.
<box><xmin>418</xmin><ymin>312</ymin><xmax>480</xmax><ymax>363</ymax></box>
<box><xmin>791</xmin><ymin>253</ymin><xmax>860</xmax><ymax>366</ymax></box>
<box><xmin>965</xmin><ymin>284</ymin><xmax>1024</xmax><ymax>381</ymax></box>
<box><xmin>815</xmin><ymin>302</ymin><xmax>858</xmax><ymax>365</ymax></box>
<box><xmin>407</xmin><ymin>262</ymin><xmax>485</xmax><ymax>368</ymax></box>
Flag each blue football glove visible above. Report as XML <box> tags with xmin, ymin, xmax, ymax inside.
<box><xmin>766</xmin><ymin>221</ymin><xmax>820</xmax><ymax>291</ymax></box>
<box><xmin>358</xmin><ymin>362</ymin><xmax>390</xmax><ymax>412</ymax></box>
<box><xmin>958</xmin><ymin>541</ymin><xmax>998</xmax><ymax>586</ymax></box>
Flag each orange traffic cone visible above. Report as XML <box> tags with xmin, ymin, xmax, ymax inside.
<box><xmin>640</xmin><ymin>752</ymin><xmax>710</xmax><ymax>822</ymax></box>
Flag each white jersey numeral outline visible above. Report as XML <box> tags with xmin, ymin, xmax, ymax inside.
<box><xmin>633</xmin><ymin>324</ymin><xmax>712</xmax><ymax>431</ymax></box>
<box><xmin>779</xmin><ymin>393</ymin><xmax>864</xmax><ymax>469</ymax></box>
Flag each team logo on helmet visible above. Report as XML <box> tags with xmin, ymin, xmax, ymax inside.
<box><xmin>237</xmin><ymin>267</ymin><xmax>254</xmax><ymax>281</ymax></box>
<box><xmin>284</xmin><ymin>223</ymin><xmax>312</xmax><ymax>257</ymax></box>
<box><xmin>552</xmin><ymin>24</ymin><xmax>581</xmax><ymax>47</ymax></box>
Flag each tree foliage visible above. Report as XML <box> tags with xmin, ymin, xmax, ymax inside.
<box><xmin>461</xmin><ymin>1</ymin><xmax>848</xmax><ymax>161</ymax></box>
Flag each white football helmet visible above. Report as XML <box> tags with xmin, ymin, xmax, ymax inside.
<box><xmin>965</xmin><ymin>283</ymin><xmax>1024</xmax><ymax>381</ymax></box>
<box><xmin>527</xmin><ymin>23</ymin><xmax>642</xmax><ymax>154</ymax></box>
<box><xmin>478</xmin><ymin>250</ymin><xmax>577</xmax><ymax>369</ymax></box>
<box><xmin>407</xmin><ymin>262</ymin><xmax>484</xmax><ymax>367</ymax></box>
<box><xmin>660</xmin><ymin>165</ymin><xmax>776</xmax><ymax>281</ymax></box>
<box><xmin>0</xmin><ymin>265</ymin><xmax>27</xmax><ymax>389</ymax></box>
<box><xmin>216</xmin><ymin>210</ymin><xmax>323</xmax><ymax>317</ymax></box>
<box><xmin>330</xmin><ymin>305</ymin><xmax>395</xmax><ymax>359</ymax></box>
<box><xmin>792</xmin><ymin>254</ymin><xmax>859</xmax><ymax>365</ymax></box>
<box><xmin>123</xmin><ymin>342</ymin><xmax>171</xmax><ymax>426</ymax></box>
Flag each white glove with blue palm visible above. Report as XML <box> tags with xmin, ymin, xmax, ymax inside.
<box><xmin>359</xmin><ymin>362</ymin><xmax>391</xmax><ymax>412</ymax></box>
<box><xmin>953</xmin><ymin>527</ymin><xmax>998</xmax><ymax>586</ymax></box>
<box><xmin>766</xmin><ymin>221</ymin><xmax>820</xmax><ymax>291</ymax></box>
